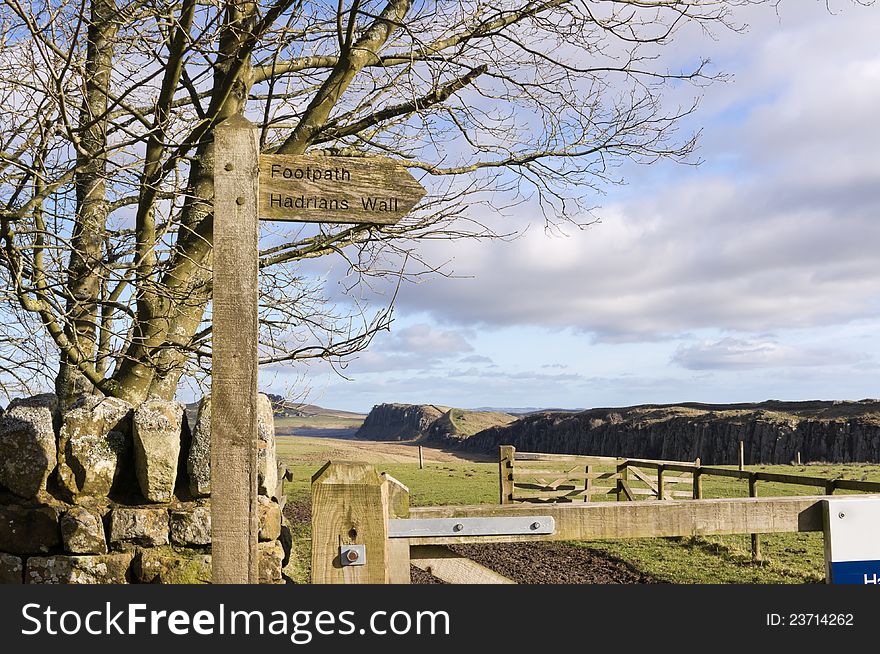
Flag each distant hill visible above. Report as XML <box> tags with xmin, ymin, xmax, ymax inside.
<box><xmin>470</xmin><ymin>406</ymin><xmax>584</xmax><ymax>415</ymax></box>
<box><xmin>184</xmin><ymin>395</ymin><xmax>365</xmax><ymax>434</ymax></box>
<box><xmin>460</xmin><ymin>399</ymin><xmax>880</xmax><ymax>464</ymax></box>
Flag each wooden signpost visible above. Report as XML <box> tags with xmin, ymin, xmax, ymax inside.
<box><xmin>260</xmin><ymin>154</ymin><xmax>425</xmax><ymax>224</ymax></box>
<box><xmin>211</xmin><ymin>117</ymin><xmax>425</xmax><ymax>583</ymax></box>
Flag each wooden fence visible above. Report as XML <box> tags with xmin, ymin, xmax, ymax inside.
<box><xmin>499</xmin><ymin>445</ymin><xmax>880</xmax><ymax>504</ymax></box>
<box><xmin>310</xmin><ymin>461</ymin><xmax>880</xmax><ymax>584</ymax></box>
<box><xmin>499</xmin><ymin>445</ymin><xmax>880</xmax><ymax>560</ymax></box>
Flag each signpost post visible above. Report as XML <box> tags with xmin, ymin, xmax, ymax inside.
<box><xmin>823</xmin><ymin>497</ymin><xmax>880</xmax><ymax>584</ymax></box>
<box><xmin>211</xmin><ymin>117</ymin><xmax>425</xmax><ymax>583</ymax></box>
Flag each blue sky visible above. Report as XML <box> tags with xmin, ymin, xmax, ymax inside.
<box><xmin>261</xmin><ymin>1</ymin><xmax>880</xmax><ymax>413</ymax></box>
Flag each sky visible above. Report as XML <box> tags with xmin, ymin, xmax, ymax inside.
<box><xmin>261</xmin><ymin>1</ymin><xmax>880</xmax><ymax>413</ymax></box>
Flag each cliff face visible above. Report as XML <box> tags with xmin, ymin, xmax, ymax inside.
<box><xmin>460</xmin><ymin>401</ymin><xmax>880</xmax><ymax>464</ymax></box>
<box><xmin>355</xmin><ymin>403</ymin><xmax>448</xmax><ymax>441</ymax></box>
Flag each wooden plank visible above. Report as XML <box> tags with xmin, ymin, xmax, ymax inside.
<box><xmin>584</xmin><ymin>463</ymin><xmax>593</xmax><ymax>503</ymax></box>
<box><xmin>829</xmin><ymin>479</ymin><xmax>880</xmax><ymax>494</ymax></box>
<box><xmin>259</xmin><ymin>154</ymin><xmax>425</xmax><ymax>224</ymax></box>
<box><xmin>514</xmin><ymin>487</ymin><xmax>608</xmax><ymax>500</ymax></box>
<box><xmin>657</xmin><ymin>465</ymin><xmax>665</xmax><ymax>501</ymax></box>
<box><xmin>617</xmin><ymin>461</ymin><xmax>630</xmax><ymax>502</ymax></box>
<box><xmin>515</xmin><ymin>452</ymin><xmax>622</xmax><ymax>465</ymax></box>
<box><xmin>659</xmin><ymin>476</ymin><xmax>694</xmax><ymax>485</ymax></box>
<box><xmin>514</xmin><ymin>487</ymin><xmax>617</xmax><ymax>498</ymax></box>
<box><xmin>310</xmin><ymin>462</ymin><xmax>390</xmax><ymax>584</ymax></box>
<box><xmin>754</xmin><ymin>471</ymin><xmax>830</xmax><ymax>488</ymax></box>
<box><xmin>512</xmin><ymin>471</ymin><xmax>617</xmax><ymax>480</ymax></box>
<box><xmin>410</xmin><ymin>546</ymin><xmax>515</xmax><ymax>584</ymax></box>
<box><xmin>514</xmin><ymin>480</ymin><xmax>611</xmax><ymax>492</ymax></box>
<box><xmin>211</xmin><ymin>116</ymin><xmax>260</xmax><ymax>584</ymax></box>
<box><xmin>499</xmin><ymin>446</ymin><xmax>515</xmax><ymax>504</ymax></box>
<box><xmin>624</xmin><ymin>457</ymin><xmax>699</xmax><ymax>469</ymax></box>
<box><xmin>628</xmin><ymin>466</ymin><xmax>659</xmax><ymax>494</ymax></box>
<box><xmin>383</xmin><ymin>473</ymin><xmax>411</xmax><ymax>584</ymax></box>
<box><xmin>620</xmin><ymin>480</ymin><xmax>636</xmax><ymax>502</ymax></box>
<box><xmin>699</xmin><ymin>466</ymin><xmax>751</xmax><ymax>480</ymax></box>
<box><xmin>401</xmin><ymin>495</ymin><xmax>859</xmax><ymax>545</ymax></box>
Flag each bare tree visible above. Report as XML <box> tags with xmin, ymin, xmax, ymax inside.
<box><xmin>0</xmin><ymin>0</ymin><xmax>781</xmax><ymax>406</ymax></box>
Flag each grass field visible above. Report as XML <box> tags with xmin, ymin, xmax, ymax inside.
<box><xmin>274</xmin><ymin>415</ymin><xmax>365</xmax><ymax>431</ymax></box>
<box><xmin>276</xmin><ymin>435</ymin><xmax>880</xmax><ymax>584</ymax></box>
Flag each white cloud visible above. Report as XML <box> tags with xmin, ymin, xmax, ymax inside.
<box><xmin>386</xmin><ymin>4</ymin><xmax>880</xmax><ymax>342</ymax></box>
<box><xmin>671</xmin><ymin>337</ymin><xmax>866</xmax><ymax>370</ymax></box>
<box><xmin>375</xmin><ymin>323</ymin><xmax>473</xmax><ymax>356</ymax></box>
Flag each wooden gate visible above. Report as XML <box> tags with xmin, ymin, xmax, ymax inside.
<box><xmin>309</xmin><ymin>460</ymin><xmax>880</xmax><ymax>584</ymax></box>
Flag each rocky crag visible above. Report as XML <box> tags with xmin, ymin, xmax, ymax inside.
<box><xmin>425</xmin><ymin>408</ymin><xmax>517</xmax><ymax>446</ymax></box>
<box><xmin>355</xmin><ymin>403</ymin><xmax>517</xmax><ymax>443</ymax></box>
<box><xmin>0</xmin><ymin>393</ymin><xmax>291</xmax><ymax>584</ymax></box>
<box><xmin>460</xmin><ymin>400</ymin><xmax>880</xmax><ymax>464</ymax></box>
<box><xmin>355</xmin><ymin>403</ymin><xmax>449</xmax><ymax>440</ymax></box>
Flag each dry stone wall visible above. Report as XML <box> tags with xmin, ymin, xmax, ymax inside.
<box><xmin>0</xmin><ymin>392</ymin><xmax>291</xmax><ymax>584</ymax></box>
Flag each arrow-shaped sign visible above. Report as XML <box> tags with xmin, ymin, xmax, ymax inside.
<box><xmin>259</xmin><ymin>154</ymin><xmax>426</xmax><ymax>225</ymax></box>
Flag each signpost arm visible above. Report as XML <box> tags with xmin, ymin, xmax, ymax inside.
<box><xmin>212</xmin><ymin>115</ymin><xmax>261</xmax><ymax>583</ymax></box>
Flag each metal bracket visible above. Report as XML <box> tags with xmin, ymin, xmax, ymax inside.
<box><xmin>388</xmin><ymin>516</ymin><xmax>555</xmax><ymax>538</ymax></box>
<box><xmin>340</xmin><ymin>544</ymin><xmax>366</xmax><ymax>566</ymax></box>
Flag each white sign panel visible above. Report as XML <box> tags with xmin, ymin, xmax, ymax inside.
<box><xmin>823</xmin><ymin>497</ymin><xmax>880</xmax><ymax>585</ymax></box>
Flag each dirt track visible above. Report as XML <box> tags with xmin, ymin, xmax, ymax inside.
<box><xmin>276</xmin><ymin>434</ymin><xmax>493</xmax><ymax>464</ymax></box>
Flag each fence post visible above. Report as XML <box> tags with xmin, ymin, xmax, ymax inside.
<box><xmin>739</xmin><ymin>441</ymin><xmax>745</xmax><ymax>471</ymax></box>
<box><xmin>418</xmin><ymin>445</ymin><xmax>424</xmax><ymax>470</ymax></box>
<box><xmin>796</xmin><ymin>451</ymin><xmax>802</xmax><ymax>466</ymax></box>
<box><xmin>693</xmin><ymin>458</ymin><xmax>702</xmax><ymax>500</ymax></box>
<box><xmin>825</xmin><ymin>480</ymin><xmax>836</xmax><ymax>496</ymax></box>
<box><xmin>311</xmin><ymin>462</ymin><xmax>391</xmax><ymax>584</ymax></box>
<box><xmin>749</xmin><ymin>472</ymin><xmax>761</xmax><ymax>561</ymax></box>
<box><xmin>383</xmin><ymin>472</ymin><xmax>411</xmax><ymax>584</ymax></box>
<box><xmin>499</xmin><ymin>445</ymin><xmax>515</xmax><ymax>504</ymax></box>
<box><xmin>657</xmin><ymin>464</ymin><xmax>665</xmax><ymax>500</ymax></box>
<box><xmin>584</xmin><ymin>463</ymin><xmax>593</xmax><ymax>502</ymax></box>
<box><xmin>616</xmin><ymin>459</ymin><xmax>629</xmax><ymax>502</ymax></box>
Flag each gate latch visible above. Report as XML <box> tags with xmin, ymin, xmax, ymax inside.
<box><xmin>388</xmin><ymin>516</ymin><xmax>555</xmax><ymax>538</ymax></box>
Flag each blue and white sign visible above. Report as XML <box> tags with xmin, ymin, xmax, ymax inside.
<box><xmin>824</xmin><ymin>497</ymin><xmax>880</xmax><ymax>585</ymax></box>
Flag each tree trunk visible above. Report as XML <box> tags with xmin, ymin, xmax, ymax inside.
<box><xmin>111</xmin><ymin>1</ymin><xmax>257</xmax><ymax>403</ymax></box>
<box><xmin>55</xmin><ymin>0</ymin><xmax>118</xmax><ymax>409</ymax></box>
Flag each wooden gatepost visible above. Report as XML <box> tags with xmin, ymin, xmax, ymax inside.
<box><xmin>210</xmin><ymin>117</ymin><xmax>425</xmax><ymax>582</ymax></box>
